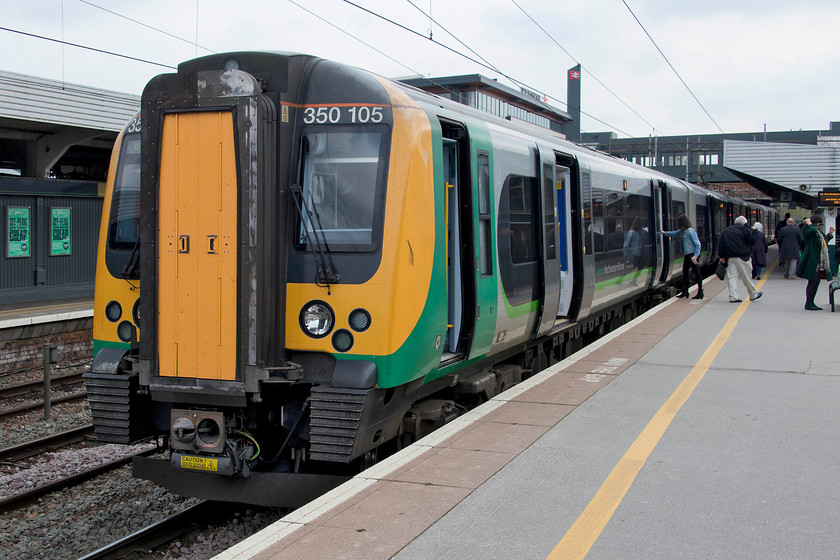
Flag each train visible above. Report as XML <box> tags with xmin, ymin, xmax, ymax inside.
<box><xmin>83</xmin><ymin>51</ymin><xmax>776</xmax><ymax>506</ymax></box>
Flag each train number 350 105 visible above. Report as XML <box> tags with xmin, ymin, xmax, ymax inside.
<box><xmin>302</xmin><ymin>106</ymin><xmax>385</xmax><ymax>125</ymax></box>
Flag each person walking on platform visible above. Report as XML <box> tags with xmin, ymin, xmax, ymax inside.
<box><xmin>796</xmin><ymin>215</ymin><xmax>835</xmax><ymax>310</ymax></box>
<box><xmin>718</xmin><ymin>215</ymin><xmax>762</xmax><ymax>303</ymax></box>
<box><xmin>751</xmin><ymin>222</ymin><xmax>768</xmax><ymax>279</ymax></box>
<box><xmin>662</xmin><ymin>214</ymin><xmax>704</xmax><ymax>299</ymax></box>
<box><xmin>775</xmin><ymin>212</ymin><xmax>791</xmax><ymax>239</ymax></box>
<box><xmin>777</xmin><ymin>217</ymin><xmax>803</xmax><ymax>278</ymax></box>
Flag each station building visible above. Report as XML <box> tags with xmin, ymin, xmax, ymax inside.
<box><xmin>0</xmin><ymin>69</ymin><xmax>139</xmax><ymax>304</ymax></box>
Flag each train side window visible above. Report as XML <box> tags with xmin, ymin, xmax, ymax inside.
<box><xmin>478</xmin><ymin>152</ymin><xmax>492</xmax><ymax>276</ymax></box>
<box><xmin>507</xmin><ymin>174</ymin><xmax>538</xmax><ymax>265</ymax></box>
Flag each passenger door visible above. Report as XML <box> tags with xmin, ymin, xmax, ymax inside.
<box><xmin>555</xmin><ymin>163</ymin><xmax>574</xmax><ymax>319</ymax></box>
<box><xmin>654</xmin><ymin>180</ymin><xmax>668</xmax><ymax>283</ymax></box>
<box><xmin>535</xmin><ymin>145</ymin><xmax>560</xmax><ymax>337</ymax></box>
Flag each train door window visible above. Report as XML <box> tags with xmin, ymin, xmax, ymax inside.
<box><xmin>508</xmin><ymin>174</ymin><xmax>538</xmax><ymax>264</ymax></box>
<box><xmin>670</xmin><ymin>198</ymin><xmax>685</xmax><ymax>260</ymax></box>
<box><xmin>605</xmin><ymin>192</ymin><xmax>625</xmax><ymax>252</ymax></box>
<box><xmin>581</xmin><ymin>170</ymin><xmax>592</xmax><ymax>255</ymax></box>
<box><xmin>671</xmin><ymin>199</ymin><xmax>685</xmax><ymax>229</ymax></box>
<box><xmin>696</xmin><ymin>203</ymin><xmax>708</xmax><ymax>248</ymax></box>
<box><xmin>590</xmin><ymin>189</ymin><xmax>605</xmax><ymax>253</ymax></box>
<box><xmin>543</xmin><ymin>162</ymin><xmax>557</xmax><ymax>261</ymax></box>
<box><xmin>478</xmin><ymin>152</ymin><xmax>492</xmax><ymax>276</ymax></box>
<box><xmin>625</xmin><ymin>194</ymin><xmax>644</xmax><ymax>267</ymax></box>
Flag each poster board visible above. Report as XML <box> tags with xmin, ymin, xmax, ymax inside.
<box><xmin>6</xmin><ymin>206</ymin><xmax>31</xmax><ymax>258</ymax></box>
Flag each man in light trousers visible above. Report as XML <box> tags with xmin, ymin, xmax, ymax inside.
<box><xmin>718</xmin><ymin>215</ymin><xmax>763</xmax><ymax>303</ymax></box>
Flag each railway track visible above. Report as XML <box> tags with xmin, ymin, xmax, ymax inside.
<box><xmin>77</xmin><ymin>500</ymin><xmax>216</xmax><ymax>560</ymax></box>
<box><xmin>0</xmin><ymin>445</ymin><xmax>157</xmax><ymax>514</ymax></box>
<box><xmin>0</xmin><ymin>371</ymin><xmax>84</xmax><ymax>399</ymax></box>
<box><xmin>0</xmin><ymin>390</ymin><xmax>88</xmax><ymax>420</ymax></box>
<box><xmin>0</xmin><ymin>424</ymin><xmax>95</xmax><ymax>463</ymax></box>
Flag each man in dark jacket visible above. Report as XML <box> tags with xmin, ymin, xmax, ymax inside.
<box><xmin>718</xmin><ymin>215</ymin><xmax>763</xmax><ymax>303</ymax></box>
<box><xmin>777</xmin><ymin>218</ymin><xmax>803</xmax><ymax>278</ymax></box>
<box><xmin>775</xmin><ymin>212</ymin><xmax>791</xmax><ymax>238</ymax></box>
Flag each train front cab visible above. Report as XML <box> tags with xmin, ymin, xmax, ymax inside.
<box><xmin>84</xmin><ymin>114</ymin><xmax>148</xmax><ymax>444</ymax></box>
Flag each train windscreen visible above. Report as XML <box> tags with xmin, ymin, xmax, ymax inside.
<box><xmin>108</xmin><ymin>134</ymin><xmax>141</xmax><ymax>251</ymax></box>
<box><xmin>297</xmin><ymin>129</ymin><xmax>385</xmax><ymax>251</ymax></box>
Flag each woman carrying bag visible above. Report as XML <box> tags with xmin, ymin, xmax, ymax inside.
<box><xmin>796</xmin><ymin>215</ymin><xmax>835</xmax><ymax>310</ymax></box>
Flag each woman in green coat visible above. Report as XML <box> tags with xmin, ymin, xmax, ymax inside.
<box><xmin>796</xmin><ymin>215</ymin><xmax>835</xmax><ymax>310</ymax></box>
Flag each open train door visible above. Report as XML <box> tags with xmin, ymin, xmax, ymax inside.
<box><xmin>535</xmin><ymin>145</ymin><xmax>561</xmax><ymax>337</ymax></box>
<box><xmin>653</xmin><ymin>179</ymin><xmax>668</xmax><ymax>283</ymax></box>
<box><xmin>554</xmin><ymin>163</ymin><xmax>574</xmax><ymax>320</ymax></box>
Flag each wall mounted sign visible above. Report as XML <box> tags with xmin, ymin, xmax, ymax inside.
<box><xmin>50</xmin><ymin>207</ymin><xmax>72</xmax><ymax>256</ymax></box>
<box><xmin>817</xmin><ymin>190</ymin><xmax>840</xmax><ymax>207</ymax></box>
<box><xmin>7</xmin><ymin>206</ymin><xmax>31</xmax><ymax>258</ymax></box>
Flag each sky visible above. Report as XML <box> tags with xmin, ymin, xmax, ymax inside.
<box><xmin>1</xmin><ymin>0</ymin><xmax>838</xmax><ymax>139</ymax></box>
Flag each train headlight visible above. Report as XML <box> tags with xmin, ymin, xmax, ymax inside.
<box><xmin>105</xmin><ymin>301</ymin><xmax>122</xmax><ymax>322</ymax></box>
<box><xmin>132</xmin><ymin>298</ymin><xmax>141</xmax><ymax>328</ymax></box>
<box><xmin>117</xmin><ymin>321</ymin><xmax>135</xmax><ymax>342</ymax></box>
<box><xmin>300</xmin><ymin>301</ymin><xmax>334</xmax><ymax>338</ymax></box>
<box><xmin>349</xmin><ymin>309</ymin><xmax>371</xmax><ymax>332</ymax></box>
<box><xmin>332</xmin><ymin>329</ymin><xmax>354</xmax><ymax>352</ymax></box>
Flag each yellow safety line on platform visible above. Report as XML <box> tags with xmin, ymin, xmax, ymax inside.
<box><xmin>547</xmin><ymin>265</ymin><xmax>773</xmax><ymax>560</ymax></box>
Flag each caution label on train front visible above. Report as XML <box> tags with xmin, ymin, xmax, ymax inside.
<box><xmin>179</xmin><ymin>455</ymin><xmax>218</xmax><ymax>472</ymax></box>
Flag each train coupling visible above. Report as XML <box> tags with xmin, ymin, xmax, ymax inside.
<box><xmin>168</xmin><ymin>408</ymin><xmax>255</xmax><ymax>476</ymax></box>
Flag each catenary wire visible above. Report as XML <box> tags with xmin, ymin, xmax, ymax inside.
<box><xmin>339</xmin><ymin>0</ymin><xmax>634</xmax><ymax>136</ymax></box>
<box><xmin>621</xmin><ymin>0</ymin><xmax>725</xmax><ymax>135</ymax></box>
<box><xmin>510</xmin><ymin>0</ymin><xmax>663</xmax><ymax>136</ymax></box>
<box><xmin>404</xmin><ymin>0</ymin><xmax>503</xmax><ymax>76</ymax></box>
<box><xmin>0</xmin><ymin>25</ymin><xmax>176</xmax><ymax>69</ymax></box>
<box><xmin>287</xmin><ymin>0</ymin><xmax>461</xmax><ymax>99</ymax></box>
<box><xmin>78</xmin><ymin>0</ymin><xmax>216</xmax><ymax>54</ymax></box>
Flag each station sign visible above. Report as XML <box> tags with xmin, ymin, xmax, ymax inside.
<box><xmin>817</xmin><ymin>189</ymin><xmax>840</xmax><ymax>207</ymax></box>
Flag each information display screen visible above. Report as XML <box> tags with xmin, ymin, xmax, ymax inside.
<box><xmin>818</xmin><ymin>190</ymin><xmax>840</xmax><ymax>206</ymax></box>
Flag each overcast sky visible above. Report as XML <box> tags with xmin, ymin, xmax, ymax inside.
<box><xmin>1</xmin><ymin>0</ymin><xmax>837</xmax><ymax>138</ymax></box>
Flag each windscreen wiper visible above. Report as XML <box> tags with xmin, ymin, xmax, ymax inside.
<box><xmin>290</xmin><ymin>183</ymin><xmax>340</xmax><ymax>290</ymax></box>
<box><xmin>120</xmin><ymin>238</ymin><xmax>141</xmax><ymax>283</ymax></box>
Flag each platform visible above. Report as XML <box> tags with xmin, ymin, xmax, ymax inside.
<box><xmin>0</xmin><ymin>297</ymin><xmax>93</xmax><ymax>330</ymax></box>
<box><xmin>215</xmin><ymin>247</ymin><xmax>840</xmax><ymax>560</ymax></box>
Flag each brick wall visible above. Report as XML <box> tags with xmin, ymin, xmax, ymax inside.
<box><xmin>0</xmin><ymin>318</ymin><xmax>92</xmax><ymax>373</ymax></box>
